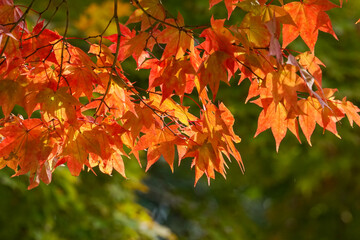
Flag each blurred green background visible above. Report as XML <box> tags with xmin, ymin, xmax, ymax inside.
<box><xmin>2</xmin><ymin>0</ymin><xmax>360</xmax><ymax>239</ymax></box>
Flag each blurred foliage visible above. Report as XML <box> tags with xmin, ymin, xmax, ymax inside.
<box><xmin>3</xmin><ymin>0</ymin><xmax>360</xmax><ymax>239</ymax></box>
<box><xmin>0</xmin><ymin>159</ymin><xmax>176</xmax><ymax>240</ymax></box>
<box><xmin>74</xmin><ymin>1</ymin><xmax>131</xmax><ymax>37</ymax></box>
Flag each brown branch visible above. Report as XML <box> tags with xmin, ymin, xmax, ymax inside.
<box><xmin>94</xmin><ymin>0</ymin><xmax>122</xmax><ymax>117</ymax></box>
<box><xmin>56</xmin><ymin>0</ymin><xmax>69</xmax><ymax>89</ymax></box>
<box><xmin>24</xmin><ymin>0</ymin><xmax>66</xmax><ymax>41</ymax></box>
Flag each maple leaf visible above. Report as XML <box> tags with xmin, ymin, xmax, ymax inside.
<box><xmin>240</xmin><ymin>14</ymin><xmax>271</xmax><ymax>48</ymax></box>
<box><xmin>134</xmin><ymin>124</ymin><xmax>183</xmax><ymax>172</ymax></box>
<box><xmin>126</xmin><ymin>0</ymin><xmax>166</xmax><ymax>31</ymax></box>
<box><xmin>197</xmin><ymin>51</ymin><xmax>234</xmax><ymax>99</ymax></box>
<box><xmin>0</xmin><ymin>0</ymin><xmax>21</xmax><ymax>26</ymax></box>
<box><xmin>157</xmin><ymin>13</ymin><xmax>194</xmax><ymax>59</ymax></box>
<box><xmin>106</xmin><ymin>81</ymin><xmax>136</xmax><ymax>116</ymax></box>
<box><xmin>36</xmin><ymin>87</ymin><xmax>81</xmax><ymax>124</ymax></box>
<box><xmin>297</xmin><ymin>51</ymin><xmax>325</xmax><ymax>86</ymax></box>
<box><xmin>203</xmin><ymin>102</ymin><xmax>241</xmax><ymax>142</ymax></box>
<box><xmin>53</xmin><ymin>41</ymin><xmax>96</xmax><ymax>69</ymax></box>
<box><xmin>105</xmin><ymin>24</ymin><xmax>155</xmax><ymax>66</ymax></box>
<box><xmin>338</xmin><ymin>97</ymin><xmax>360</xmax><ymax>128</ymax></box>
<box><xmin>62</xmin><ymin>65</ymin><xmax>100</xmax><ymax>100</ymax></box>
<box><xmin>61</xmin><ymin>127</ymin><xmax>90</xmax><ymax>176</ymax></box>
<box><xmin>181</xmin><ymin>101</ymin><xmax>243</xmax><ymax>185</ymax></box>
<box><xmin>190</xmin><ymin>139</ymin><xmax>221</xmax><ymax>185</ymax></box>
<box><xmin>0</xmin><ymin>27</ymin><xmax>20</xmax><ymax>60</ymax></box>
<box><xmin>200</xmin><ymin>17</ymin><xmax>237</xmax><ymax>54</ymax></box>
<box><xmin>61</xmin><ymin>123</ymin><xmax>117</xmax><ymax>176</ymax></box>
<box><xmin>264</xmin><ymin>65</ymin><xmax>307</xmax><ymax>110</ymax></box>
<box><xmin>245</xmin><ymin>79</ymin><xmax>261</xmax><ymax>103</ymax></box>
<box><xmin>105</xmin><ymin>24</ymin><xmax>134</xmax><ymax>60</ymax></box>
<box><xmin>111</xmin><ymin>149</ymin><xmax>127</xmax><ymax>177</ymax></box>
<box><xmin>0</xmin><ymin>118</ymin><xmax>42</xmax><ymax>164</ymax></box>
<box><xmin>185</xmin><ymin>129</ymin><xmax>241</xmax><ymax>185</ymax></box>
<box><xmin>87</xmin><ymin>122</ymin><xmax>127</xmax><ymax>177</ymax></box>
<box><xmin>255</xmin><ymin>101</ymin><xmax>289</xmax><ymax>151</ymax></box>
<box><xmin>89</xmin><ymin>44</ymin><xmax>117</xmax><ymax>68</ymax></box>
<box><xmin>235</xmin><ymin>50</ymin><xmax>272</xmax><ymax>84</ymax></box>
<box><xmin>20</xmin><ymin>20</ymin><xmax>61</xmax><ymax>63</ymax></box>
<box><xmin>283</xmin><ymin>0</ymin><xmax>338</xmax><ymax>51</ymax></box>
<box><xmin>0</xmin><ymin>117</ymin><xmax>58</xmax><ymax>189</ymax></box>
<box><xmin>287</xmin><ymin>53</ymin><xmax>331</xmax><ymax>112</ymax></box>
<box><xmin>0</xmin><ymin>79</ymin><xmax>25</xmax><ymax>117</ymax></box>
<box><xmin>297</xmin><ymin>99</ymin><xmax>318</xmax><ymax>145</ymax></box>
<box><xmin>261</xmin><ymin>4</ymin><xmax>295</xmax><ymax>24</ymax></box>
<box><xmin>147</xmin><ymin>93</ymin><xmax>198</xmax><ymax>126</ymax></box>
<box><xmin>90</xmin><ymin>148</ymin><xmax>127</xmax><ymax>177</ymax></box>
<box><xmin>86</xmin><ymin>117</ymin><xmax>128</xmax><ymax>177</ymax></box>
<box><xmin>149</xmin><ymin>57</ymin><xmax>195</xmax><ymax>102</ymax></box>
<box><xmin>122</xmin><ymin>105</ymin><xmax>157</xmax><ymax>143</ymax></box>
<box><xmin>207</xmin><ymin>102</ymin><xmax>242</xmax><ymax>165</ymax></box>
<box><xmin>298</xmin><ymin>91</ymin><xmax>344</xmax><ymax>145</ymax></box>
<box><xmin>123</xmin><ymin>31</ymin><xmax>154</xmax><ymax>66</ymax></box>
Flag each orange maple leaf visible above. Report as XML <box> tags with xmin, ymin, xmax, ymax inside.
<box><xmin>0</xmin><ymin>80</ymin><xmax>25</xmax><ymax>117</ymax></box>
<box><xmin>255</xmin><ymin>101</ymin><xmax>289</xmax><ymax>151</ymax></box>
<box><xmin>87</xmin><ymin>121</ymin><xmax>128</xmax><ymax>178</ymax></box>
<box><xmin>264</xmin><ymin>65</ymin><xmax>307</xmax><ymax>110</ymax></box>
<box><xmin>197</xmin><ymin>51</ymin><xmax>234</xmax><ymax>99</ymax></box>
<box><xmin>157</xmin><ymin>13</ymin><xmax>194</xmax><ymax>59</ymax></box>
<box><xmin>126</xmin><ymin>0</ymin><xmax>166</xmax><ymax>31</ymax></box>
<box><xmin>61</xmin><ymin>123</ymin><xmax>119</xmax><ymax>176</ymax></box>
<box><xmin>62</xmin><ymin>65</ymin><xmax>101</xmax><ymax>100</ymax></box>
<box><xmin>182</xmin><ymin>102</ymin><xmax>243</xmax><ymax>185</ymax></box>
<box><xmin>134</xmin><ymin>124</ymin><xmax>183</xmax><ymax>172</ymax></box>
<box><xmin>338</xmin><ymin>97</ymin><xmax>360</xmax><ymax>127</ymax></box>
<box><xmin>122</xmin><ymin>105</ymin><xmax>157</xmax><ymax>142</ymax></box>
<box><xmin>149</xmin><ymin>57</ymin><xmax>195</xmax><ymax>102</ymax></box>
<box><xmin>105</xmin><ymin>25</ymin><xmax>155</xmax><ymax>66</ymax></box>
<box><xmin>200</xmin><ymin>17</ymin><xmax>237</xmax><ymax>54</ymax></box>
<box><xmin>147</xmin><ymin>93</ymin><xmax>198</xmax><ymax>126</ymax></box>
<box><xmin>240</xmin><ymin>14</ymin><xmax>271</xmax><ymax>48</ymax></box>
<box><xmin>283</xmin><ymin>0</ymin><xmax>338</xmax><ymax>51</ymax></box>
<box><xmin>297</xmin><ymin>52</ymin><xmax>325</xmax><ymax>86</ymax></box>
<box><xmin>36</xmin><ymin>87</ymin><xmax>80</xmax><ymax>124</ymax></box>
<box><xmin>298</xmin><ymin>90</ymin><xmax>345</xmax><ymax>145</ymax></box>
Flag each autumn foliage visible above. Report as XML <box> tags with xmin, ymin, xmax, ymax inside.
<box><xmin>0</xmin><ymin>0</ymin><xmax>359</xmax><ymax>189</ymax></box>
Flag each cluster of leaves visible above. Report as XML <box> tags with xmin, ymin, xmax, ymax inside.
<box><xmin>0</xmin><ymin>0</ymin><xmax>359</xmax><ymax>189</ymax></box>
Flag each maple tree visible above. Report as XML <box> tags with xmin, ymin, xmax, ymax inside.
<box><xmin>0</xmin><ymin>0</ymin><xmax>359</xmax><ymax>189</ymax></box>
